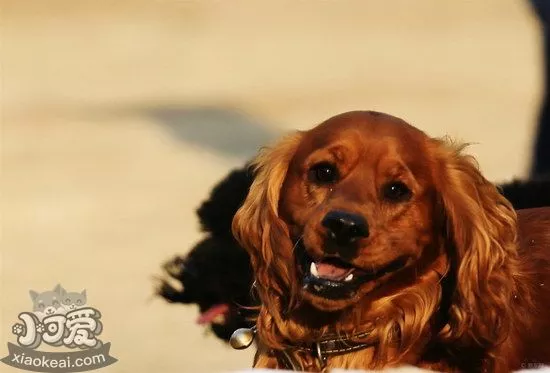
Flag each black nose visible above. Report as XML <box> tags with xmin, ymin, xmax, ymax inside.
<box><xmin>322</xmin><ymin>210</ymin><xmax>369</xmax><ymax>246</ymax></box>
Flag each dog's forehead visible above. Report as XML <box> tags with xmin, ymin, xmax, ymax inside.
<box><xmin>295</xmin><ymin>111</ymin><xmax>428</xmax><ymax>160</ymax></box>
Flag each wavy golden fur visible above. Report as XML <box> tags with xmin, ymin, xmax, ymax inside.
<box><xmin>232</xmin><ymin>111</ymin><xmax>550</xmax><ymax>372</ymax></box>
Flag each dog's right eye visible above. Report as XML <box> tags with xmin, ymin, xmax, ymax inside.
<box><xmin>308</xmin><ymin>162</ymin><xmax>339</xmax><ymax>184</ymax></box>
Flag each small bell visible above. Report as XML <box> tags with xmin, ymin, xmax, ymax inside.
<box><xmin>229</xmin><ymin>326</ymin><xmax>256</xmax><ymax>350</ymax></box>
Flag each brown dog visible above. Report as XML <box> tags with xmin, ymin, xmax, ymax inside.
<box><xmin>232</xmin><ymin>111</ymin><xmax>550</xmax><ymax>372</ymax></box>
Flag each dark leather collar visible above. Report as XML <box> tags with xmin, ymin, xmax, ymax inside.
<box><xmin>275</xmin><ymin>330</ymin><xmax>375</xmax><ymax>371</ymax></box>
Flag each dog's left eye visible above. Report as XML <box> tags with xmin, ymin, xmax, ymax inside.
<box><xmin>382</xmin><ymin>181</ymin><xmax>412</xmax><ymax>202</ymax></box>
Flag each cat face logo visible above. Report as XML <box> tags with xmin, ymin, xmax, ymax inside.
<box><xmin>1</xmin><ymin>284</ymin><xmax>117</xmax><ymax>372</ymax></box>
<box><xmin>19</xmin><ymin>284</ymin><xmax>96</xmax><ymax>350</ymax></box>
<box><xmin>61</xmin><ymin>289</ymin><xmax>86</xmax><ymax>312</ymax></box>
<box><xmin>30</xmin><ymin>288</ymin><xmax>61</xmax><ymax>320</ymax></box>
<box><xmin>30</xmin><ymin>285</ymin><xmax>86</xmax><ymax>321</ymax></box>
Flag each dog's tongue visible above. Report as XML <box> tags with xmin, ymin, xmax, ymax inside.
<box><xmin>196</xmin><ymin>304</ymin><xmax>229</xmax><ymax>325</ymax></box>
<box><xmin>316</xmin><ymin>262</ymin><xmax>353</xmax><ymax>281</ymax></box>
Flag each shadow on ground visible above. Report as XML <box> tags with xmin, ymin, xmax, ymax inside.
<box><xmin>140</xmin><ymin>105</ymin><xmax>280</xmax><ymax>159</ymax></box>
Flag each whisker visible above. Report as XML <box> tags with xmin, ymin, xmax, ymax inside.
<box><xmin>291</xmin><ymin>236</ymin><xmax>304</xmax><ymax>252</ymax></box>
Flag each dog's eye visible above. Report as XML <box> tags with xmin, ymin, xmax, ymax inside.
<box><xmin>382</xmin><ymin>181</ymin><xmax>412</xmax><ymax>202</ymax></box>
<box><xmin>308</xmin><ymin>162</ymin><xmax>339</xmax><ymax>184</ymax></box>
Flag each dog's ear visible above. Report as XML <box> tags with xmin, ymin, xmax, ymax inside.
<box><xmin>232</xmin><ymin>132</ymin><xmax>303</xmax><ymax>317</ymax></box>
<box><xmin>430</xmin><ymin>139</ymin><xmax>520</xmax><ymax>349</ymax></box>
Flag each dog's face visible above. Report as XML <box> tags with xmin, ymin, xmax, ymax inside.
<box><xmin>279</xmin><ymin>113</ymin><xmax>439</xmax><ymax>310</ymax></box>
<box><xmin>234</xmin><ymin>110</ymin><xmax>518</xmax><ymax>351</ymax></box>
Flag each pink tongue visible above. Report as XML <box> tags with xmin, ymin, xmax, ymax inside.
<box><xmin>316</xmin><ymin>262</ymin><xmax>353</xmax><ymax>281</ymax></box>
<box><xmin>196</xmin><ymin>304</ymin><xmax>229</xmax><ymax>325</ymax></box>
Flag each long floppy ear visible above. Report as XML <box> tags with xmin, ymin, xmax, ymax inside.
<box><xmin>431</xmin><ymin>139</ymin><xmax>520</xmax><ymax>348</ymax></box>
<box><xmin>232</xmin><ymin>132</ymin><xmax>303</xmax><ymax>318</ymax></box>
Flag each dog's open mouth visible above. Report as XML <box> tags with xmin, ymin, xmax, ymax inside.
<box><xmin>298</xmin><ymin>244</ymin><xmax>408</xmax><ymax>300</ymax></box>
<box><xmin>310</xmin><ymin>257</ymin><xmax>362</xmax><ymax>282</ymax></box>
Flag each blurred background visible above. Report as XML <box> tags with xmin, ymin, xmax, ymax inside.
<box><xmin>1</xmin><ymin>0</ymin><xmax>543</xmax><ymax>372</ymax></box>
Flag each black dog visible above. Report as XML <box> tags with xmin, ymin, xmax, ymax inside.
<box><xmin>157</xmin><ymin>168</ymin><xmax>257</xmax><ymax>341</ymax></box>
<box><xmin>158</xmin><ymin>163</ymin><xmax>550</xmax><ymax>342</ymax></box>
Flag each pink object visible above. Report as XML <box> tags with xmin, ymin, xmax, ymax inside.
<box><xmin>196</xmin><ymin>303</ymin><xmax>230</xmax><ymax>325</ymax></box>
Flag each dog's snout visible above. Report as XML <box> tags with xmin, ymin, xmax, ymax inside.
<box><xmin>322</xmin><ymin>210</ymin><xmax>369</xmax><ymax>246</ymax></box>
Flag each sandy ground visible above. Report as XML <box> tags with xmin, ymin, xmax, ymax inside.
<box><xmin>0</xmin><ymin>0</ymin><xmax>543</xmax><ymax>372</ymax></box>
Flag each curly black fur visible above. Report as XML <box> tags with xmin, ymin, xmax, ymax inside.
<box><xmin>196</xmin><ymin>167</ymin><xmax>254</xmax><ymax>238</ymax></box>
<box><xmin>158</xmin><ymin>237</ymin><xmax>255</xmax><ymax>341</ymax></box>
<box><xmin>157</xmin><ymin>167</ymin><xmax>257</xmax><ymax>341</ymax></box>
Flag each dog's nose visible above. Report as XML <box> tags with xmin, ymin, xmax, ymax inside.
<box><xmin>322</xmin><ymin>210</ymin><xmax>369</xmax><ymax>246</ymax></box>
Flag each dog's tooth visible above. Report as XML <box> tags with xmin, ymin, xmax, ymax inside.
<box><xmin>310</xmin><ymin>262</ymin><xmax>319</xmax><ymax>277</ymax></box>
<box><xmin>344</xmin><ymin>273</ymin><xmax>354</xmax><ymax>282</ymax></box>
